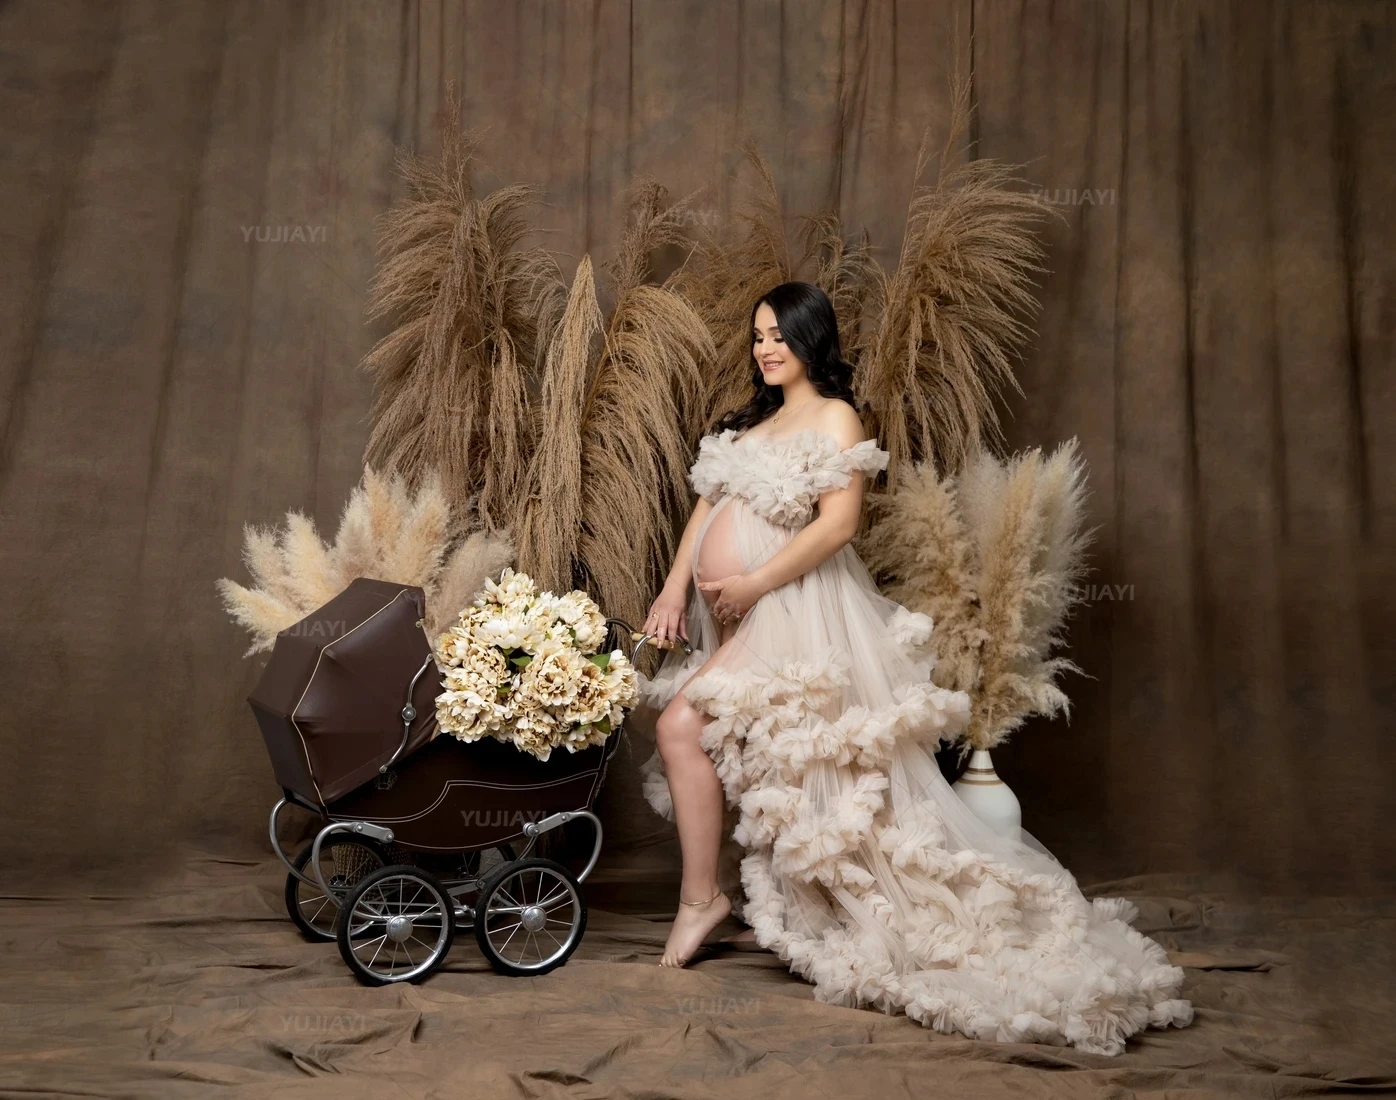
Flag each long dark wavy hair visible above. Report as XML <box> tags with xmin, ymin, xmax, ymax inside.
<box><xmin>711</xmin><ymin>282</ymin><xmax>859</xmax><ymax>434</ymax></box>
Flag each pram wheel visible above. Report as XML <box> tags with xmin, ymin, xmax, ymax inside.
<box><xmin>336</xmin><ymin>864</ymin><xmax>456</xmax><ymax>985</ymax></box>
<box><xmin>285</xmin><ymin>835</ymin><xmax>389</xmax><ymax>942</ymax></box>
<box><xmin>474</xmin><ymin>858</ymin><xmax>587</xmax><ymax>976</ymax></box>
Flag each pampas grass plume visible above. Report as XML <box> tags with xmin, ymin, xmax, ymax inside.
<box><xmin>217</xmin><ymin>466</ymin><xmax>514</xmax><ymax>656</ymax></box>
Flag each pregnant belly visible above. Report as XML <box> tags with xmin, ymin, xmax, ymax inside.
<box><xmin>695</xmin><ymin>500</ymin><xmax>745</xmax><ymax>600</ymax></box>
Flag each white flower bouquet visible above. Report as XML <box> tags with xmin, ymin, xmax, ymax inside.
<box><xmin>432</xmin><ymin>567</ymin><xmax>639</xmax><ymax>761</ymax></box>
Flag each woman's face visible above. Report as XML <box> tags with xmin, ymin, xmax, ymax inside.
<box><xmin>752</xmin><ymin>302</ymin><xmax>804</xmax><ymax>386</ymax></box>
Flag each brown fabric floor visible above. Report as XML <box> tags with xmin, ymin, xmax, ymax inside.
<box><xmin>1</xmin><ymin>850</ymin><xmax>1391</xmax><ymax>1099</ymax></box>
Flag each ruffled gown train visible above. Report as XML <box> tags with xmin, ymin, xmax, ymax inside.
<box><xmin>637</xmin><ymin>427</ymin><xmax>1192</xmax><ymax>1056</ymax></box>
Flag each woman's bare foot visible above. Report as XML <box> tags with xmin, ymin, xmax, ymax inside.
<box><xmin>720</xmin><ymin>927</ymin><xmax>758</xmax><ymax>945</ymax></box>
<box><xmin>659</xmin><ymin>890</ymin><xmax>731</xmax><ymax>967</ymax></box>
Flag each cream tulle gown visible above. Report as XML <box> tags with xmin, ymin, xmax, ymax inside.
<box><xmin>638</xmin><ymin>426</ymin><xmax>1192</xmax><ymax>1056</ymax></box>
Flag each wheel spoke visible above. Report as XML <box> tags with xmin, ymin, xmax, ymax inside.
<box><xmin>497</xmin><ymin>917</ymin><xmax>525</xmax><ymax>955</ymax></box>
<box><xmin>304</xmin><ymin>894</ymin><xmax>332</xmax><ymax>924</ymax></box>
<box><xmin>355</xmin><ymin>933</ymin><xmax>387</xmax><ymax>959</ymax></box>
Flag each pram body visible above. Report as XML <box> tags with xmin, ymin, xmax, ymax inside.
<box><xmin>249</xmin><ymin>578</ymin><xmax>663</xmax><ymax>985</ymax></box>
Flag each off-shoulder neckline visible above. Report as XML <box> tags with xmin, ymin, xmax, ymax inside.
<box><xmin>724</xmin><ymin>426</ymin><xmax>882</xmax><ymax>453</ymax></box>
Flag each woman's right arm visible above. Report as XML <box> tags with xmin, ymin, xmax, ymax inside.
<box><xmin>643</xmin><ymin>496</ymin><xmax>713</xmax><ymax>646</ymax></box>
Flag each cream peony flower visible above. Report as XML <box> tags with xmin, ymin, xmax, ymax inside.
<box><xmin>519</xmin><ymin>639</ymin><xmax>586</xmax><ymax>709</ymax></box>
<box><xmin>432</xmin><ymin>568</ymin><xmax>638</xmax><ymax>761</ymax></box>
<box><xmin>561</xmin><ymin>660</ymin><xmax>609</xmax><ymax>725</ymax></box>
<box><xmin>475</xmin><ymin>566</ymin><xmax>537</xmax><ymax>611</ymax></box>
<box><xmin>553</xmin><ymin>590</ymin><xmax>607</xmax><ymax>650</ymax></box>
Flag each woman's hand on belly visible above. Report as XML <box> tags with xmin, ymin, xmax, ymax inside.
<box><xmin>695</xmin><ymin>572</ymin><xmax>766</xmax><ymax>626</ymax></box>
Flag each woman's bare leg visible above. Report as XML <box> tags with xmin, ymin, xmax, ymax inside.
<box><xmin>656</xmin><ymin>621</ymin><xmax>739</xmax><ymax>966</ymax></box>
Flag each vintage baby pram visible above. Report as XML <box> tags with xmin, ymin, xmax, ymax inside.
<box><xmin>248</xmin><ymin>577</ymin><xmax>681</xmax><ymax>986</ymax></box>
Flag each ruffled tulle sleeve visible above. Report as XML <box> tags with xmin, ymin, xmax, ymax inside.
<box><xmin>837</xmin><ymin>438</ymin><xmax>890</xmax><ymax>476</ymax></box>
<box><xmin>760</xmin><ymin>435</ymin><xmax>891</xmax><ymax>526</ymax></box>
<box><xmin>687</xmin><ymin>430</ymin><xmax>736</xmax><ymax>504</ymax></box>
<box><xmin>798</xmin><ymin>437</ymin><xmax>890</xmax><ymax>500</ymax></box>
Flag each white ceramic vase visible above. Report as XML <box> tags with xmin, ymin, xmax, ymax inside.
<box><xmin>952</xmin><ymin>748</ymin><xmax>1022</xmax><ymax>842</ymax></box>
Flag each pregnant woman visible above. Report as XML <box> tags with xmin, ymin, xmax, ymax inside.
<box><xmin>637</xmin><ymin>282</ymin><xmax>1193</xmax><ymax>1055</ymax></box>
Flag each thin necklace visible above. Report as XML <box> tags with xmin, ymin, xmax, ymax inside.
<box><xmin>769</xmin><ymin>395</ymin><xmax>818</xmax><ymax>429</ymax></box>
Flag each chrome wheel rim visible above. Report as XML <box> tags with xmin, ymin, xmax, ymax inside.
<box><xmin>480</xmin><ymin>866</ymin><xmax>581</xmax><ymax>971</ymax></box>
<box><xmin>343</xmin><ymin>872</ymin><xmax>450</xmax><ymax>982</ymax></box>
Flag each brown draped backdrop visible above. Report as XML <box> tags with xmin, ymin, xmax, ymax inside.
<box><xmin>0</xmin><ymin>0</ymin><xmax>1390</xmax><ymax>903</ymax></box>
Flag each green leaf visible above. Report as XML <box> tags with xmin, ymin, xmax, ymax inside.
<box><xmin>587</xmin><ymin>653</ymin><xmax>610</xmax><ymax>669</ymax></box>
<box><xmin>510</xmin><ymin>654</ymin><xmax>531</xmax><ymax>667</ymax></box>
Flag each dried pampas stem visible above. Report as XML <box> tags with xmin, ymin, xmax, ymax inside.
<box><xmin>858</xmin><ymin>71</ymin><xmax>1056</xmax><ymax>484</ymax></box>
<box><xmin>518</xmin><ymin>180</ymin><xmax>716</xmax><ymax>627</ymax></box>
<box><xmin>360</xmin><ymin>85</ymin><xmax>566</xmax><ymax>533</ymax></box>
<box><xmin>670</xmin><ymin>139</ymin><xmax>794</xmax><ymax>428</ymax></box>
<box><xmin>799</xmin><ymin>215</ymin><xmax>882</xmax><ymax>375</ymax></box>
<box><xmin>515</xmin><ymin>255</ymin><xmax>605</xmax><ymax>596</ymax></box>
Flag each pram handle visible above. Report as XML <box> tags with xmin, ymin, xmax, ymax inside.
<box><xmin>381</xmin><ymin>652</ymin><xmax>438</xmax><ymax>775</ymax></box>
<box><xmin>603</xmin><ymin>616</ymin><xmax>692</xmax><ymax>667</ymax></box>
<box><xmin>523</xmin><ymin>809</ymin><xmax>604</xmax><ymax>883</ymax></box>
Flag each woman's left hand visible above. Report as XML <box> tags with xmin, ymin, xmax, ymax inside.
<box><xmin>696</xmin><ymin>573</ymin><xmax>765</xmax><ymax>625</ymax></box>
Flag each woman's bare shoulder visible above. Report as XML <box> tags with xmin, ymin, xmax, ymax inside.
<box><xmin>815</xmin><ymin>397</ymin><xmax>868</xmax><ymax>448</ymax></box>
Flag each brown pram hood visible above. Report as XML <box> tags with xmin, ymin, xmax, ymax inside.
<box><xmin>247</xmin><ymin>578</ymin><xmax>442</xmax><ymax>809</ymax></box>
